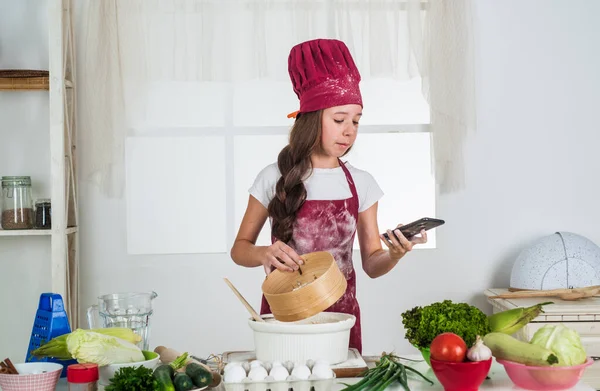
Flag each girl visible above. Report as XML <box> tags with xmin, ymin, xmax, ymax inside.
<box><xmin>230</xmin><ymin>38</ymin><xmax>427</xmax><ymax>353</ymax></box>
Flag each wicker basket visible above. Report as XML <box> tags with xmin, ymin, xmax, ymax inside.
<box><xmin>261</xmin><ymin>251</ymin><xmax>347</xmax><ymax>322</ymax></box>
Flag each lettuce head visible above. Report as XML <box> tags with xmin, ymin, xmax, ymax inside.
<box><xmin>530</xmin><ymin>324</ymin><xmax>587</xmax><ymax>366</ymax></box>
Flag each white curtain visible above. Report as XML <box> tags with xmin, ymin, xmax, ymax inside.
<box><xmin>75</xmin><ymin>0</ymin><xmax>475</xmax><ymax>196</ymax></box>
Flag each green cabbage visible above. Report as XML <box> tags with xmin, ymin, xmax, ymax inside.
<box><xmin>66</xmin><ymin>329</ymin><xmax>145</xmax><ymax>366</ymax></box>
<box><xmin>530</xmin><ymin>324</ymin><xmax>587</xmax><ymax>366</ymax></box>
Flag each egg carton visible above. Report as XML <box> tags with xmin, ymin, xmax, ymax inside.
<box><xmin>223</xmin><ymin>360</ymin><xmax>336</xmax><ymax>391</ymax></box>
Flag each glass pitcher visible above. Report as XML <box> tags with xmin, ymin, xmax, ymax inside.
<box><xmin>86</xmin><ymin>291</ymin><xmax>158</xmax><ymax>351</ymax></box>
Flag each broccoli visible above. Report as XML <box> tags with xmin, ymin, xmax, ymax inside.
<box><xmin>401</xmin><ymin>300</ymin><xmax>491</xmax><ymax>350</ymax></box>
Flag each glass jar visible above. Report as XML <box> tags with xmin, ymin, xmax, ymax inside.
<box><xmin>34</xmin><ymin>199</ymin><xmax>52</xmax><ymax>229</ymax></box>
<box><xmin>1</xmin><ymin>176</ymin><xmax>34</xmax><ymax>230</ymax></box>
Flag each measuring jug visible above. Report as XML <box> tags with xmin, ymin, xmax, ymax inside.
<box><xmin>86</xmin><ymin>291</ymin><xmax>157</xmax><ymax>351</ymax></box>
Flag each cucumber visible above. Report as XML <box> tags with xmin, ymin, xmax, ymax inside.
<box><xmin>174</xmin><ymin>373</ymin><xmax>195</xmax><ymax>391</ymax></box>
<box><xmin>483</xmin><ymin>332</ymin><xmax>559</xmax><ymax>366</ymax></box>
<box><xmin>185</xmin><ymin>362</ymin><xmax>213</xmax><ymax>388</ymax></box>
<box><xmin>154</xmin><ymin>364</ymin><xmax>176</xmax><ymax>391</ymax></box>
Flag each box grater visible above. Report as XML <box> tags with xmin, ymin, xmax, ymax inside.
<box><xmin>25</xmin><ymin>293</ymin><xmax>77</xmax><ymax>377</ymax></box>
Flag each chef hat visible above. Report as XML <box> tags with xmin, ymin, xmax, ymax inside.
<box><xmin>287</xmin><ymin>39</ymin><xmax>362</xmax><ymax>118</ymax></box>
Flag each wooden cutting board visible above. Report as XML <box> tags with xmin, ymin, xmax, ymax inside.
<box><xmin>221</xmin><ymin>348</ymin><xmax>368</xmax><ymax>378</ymax></box>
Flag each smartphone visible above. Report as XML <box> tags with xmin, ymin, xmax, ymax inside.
<box><xmin>382</xmin><ymin>217</ymin><xmax>445</xmax><ymax>242</ymax></box>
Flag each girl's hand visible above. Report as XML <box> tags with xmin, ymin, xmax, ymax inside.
<box><xmin>262</xmin><ymin>241</ymin><xmax>304</xmax><ymax>275</ymax></box>
<box><xmin>380</xmin><ymin>224</ymin><xmax>428</xmax><ymax>260</ymax></box>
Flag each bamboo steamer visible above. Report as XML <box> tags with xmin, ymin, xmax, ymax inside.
<box><xmin>261</xmin><ymin>251</ymin><xmax>347</xmax><ymax>322</ymax></box>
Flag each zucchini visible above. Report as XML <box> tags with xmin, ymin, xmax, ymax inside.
<box><xmin>483</xmin><ymin>332</ymin><xmax>559</xmax><ymax>366</ymax></box>
<box><xmin>154</xmin><ymin>364</ymin><xmax>176</xmax><ymax>391</ymax></box>
<box><xmin>185</xmin><ymin>362</ymin><xmax>213</xmax><ymax>388</ymax></box>
<box><xmin>174</xmin><ymin>373</ymin><xmax>195</xmax><ymax>391</ymax></box>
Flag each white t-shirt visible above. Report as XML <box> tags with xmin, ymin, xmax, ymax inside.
<box><xmin>249</xmin><ymin>161</ymin><xmax>384</xmax><ymax>213</ymax></box>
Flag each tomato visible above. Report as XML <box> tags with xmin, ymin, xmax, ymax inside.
<box><xmin>430</xmin><ymin>332</ymin><xmax>467</xmax><ymax>362</ymax></box>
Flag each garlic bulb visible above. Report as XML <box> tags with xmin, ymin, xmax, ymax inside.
<box><xmin>467</xmin><ymin>335</ymin><xmax>492</xmax><ymax>362</ymax></box>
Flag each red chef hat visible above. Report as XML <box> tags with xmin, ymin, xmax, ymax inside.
<box><xmin>287</xmin><ymin>39</ymin><xmax>362</xmax><ymax>118</ymax></box>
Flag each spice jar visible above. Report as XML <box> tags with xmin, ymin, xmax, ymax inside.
<box><xmin>34</xmin><ymin>199</ymin><xmax>51</xmax><ymax>229</ymax></box>
<box><xmin>67</xmin><ymin>363</ymin><xmax>98</xmax><ymax>391</ymax></box>
<box><xmin>1</xmin><ymin>176</ymin><xmax>33</xmax><ymax>230</ymax></box>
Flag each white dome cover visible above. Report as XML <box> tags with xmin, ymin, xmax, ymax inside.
<box><xmin>510</xmin><ymin>232</ymin><xmax>600</xmax><ymax>290</ymax></box>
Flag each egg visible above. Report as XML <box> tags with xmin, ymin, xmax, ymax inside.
<box><xmin>291</xmin><ymin>364</ymin><xmax>311</xmax><ymax>380</ymax></box>
<box><xmin>314</xmin><ymin>359</ymin><xmax>330</xmax><ymax>367</ymax></box>
<box><xmin>311</xmin><ymin>364</ymin><xmax>334</xmax><ymax>379</ymax></box>
<box><xmin>248</xmin><ymin>366</ymin><xmax>268</xmax><ymax>381</ymax></box>
<box><xmin>224</xmin><ymin>362</ymin><xmax>242</xmax><ymax>372</ymax></box>
<box><xmin>250</xmin><ymin>360</ymin><xmax>264</xmax><ymax>368</ymax></box>
<box><xmin>271</xmin><ymin>361</ymin><xmax>283</xmax><ymax>368</ymax></box>
<box><xmin>269</xmin><ymin>365</ymin><xmax>289</xmax><ymax>381</ymax></box>
<box><xmin>224</xmin><ymin>365</ymin><xmax>247</xmax><ymax>383</ymax></box>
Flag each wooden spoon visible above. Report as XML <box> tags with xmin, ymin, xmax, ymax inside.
<box><xmin>489</xmin><ymin>285</ymin><xmax>600</xmax><ymax>301</ymax></box>
<box><xmin>223</xmin><ymin>278</ymin><xmax>266</xmax><ymax>322</ymax></box>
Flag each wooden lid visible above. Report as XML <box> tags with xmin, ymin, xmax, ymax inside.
<box><xmin>262</xmin><ymin>251</ymin><xmax>347</xmax><ymax>322</ymax></box>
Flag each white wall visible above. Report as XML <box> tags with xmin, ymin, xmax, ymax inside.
<box><xmin>2</xmin><ymin>0</ymin><xmax>600</xmax><ymax>361</ymax></box>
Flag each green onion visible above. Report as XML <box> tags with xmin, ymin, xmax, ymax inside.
<box><xmin>339</xmin><ymin>353</ymin><xmax>433</xmax><ymax>391</ymax></box>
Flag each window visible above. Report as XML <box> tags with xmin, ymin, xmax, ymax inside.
<box><xmin>125</xmin><ymin>75</ymin><xmax>434</xmax><ymax>254</ymax></box>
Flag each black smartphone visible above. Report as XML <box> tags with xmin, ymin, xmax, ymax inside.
<box><xmin>382</xmin><ymin>217</ymin><xmax>445</xmax><ymax>242</ymax></box>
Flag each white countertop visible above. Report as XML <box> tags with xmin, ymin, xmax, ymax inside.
<box><xmin>54</xmin><ymin>357</ymin><xmax>596</xmax><ymax>391</ymax></box>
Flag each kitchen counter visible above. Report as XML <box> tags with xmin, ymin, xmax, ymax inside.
<box><xmin>54</xmin><ymin>355</ymin><xmax>596</xmax><ymax>391</ymax></box>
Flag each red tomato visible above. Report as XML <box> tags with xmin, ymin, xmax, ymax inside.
<box><xmin>430</xmin><ymin>332</ymin><xmax>467</xmax><ymax>362</ymax></box>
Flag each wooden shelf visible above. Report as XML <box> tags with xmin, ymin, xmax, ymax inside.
<box><xmin>0</xmin><ymin>77</ymin><xmax>74</xmax><ymax>91</ymax></box>
<box><xmin>0</xmin><ymin>229</ymin><xmax>51</xmax><ymax>236</ymax></box>
<box><xmin>0</xmin><ymin>76</ymin><xmax>49</xmax><ymax>90</ymax></box>
<box><xmin>0</xmin><ymin>226</ymin><xmax>78</xmax><ymax>236</ymax></box>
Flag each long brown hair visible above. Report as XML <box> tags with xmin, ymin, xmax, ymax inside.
<box><xmin>268</xmin><ymin>111</ymin><xmax>323</xmax><ymax>243</ymax></box>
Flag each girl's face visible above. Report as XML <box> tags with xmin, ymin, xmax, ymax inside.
<box><xmin>320</xmin><ymin>104</ymin><xmax>362</xmax><ymax>158</ymax></box>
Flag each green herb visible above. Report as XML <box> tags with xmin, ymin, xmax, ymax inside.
<box><xmin>339</xmin><ymin>353</ymin><xmax>432</xmax><ymax>391</ymax></box>
<box><xmin>401</xmin><ymin>300</ymin><xmax>491</xmax><ymax>350</ymax></box>
<box><xmin>105</xmin><ymin>366</ymin><xmax>158</xmax><ymax>391</ymax></box>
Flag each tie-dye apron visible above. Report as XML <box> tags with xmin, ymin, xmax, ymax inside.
<box><xmin>261</xmin><ymin>159</ymin><xmax>362</xmax><ymax>353</ymax></box>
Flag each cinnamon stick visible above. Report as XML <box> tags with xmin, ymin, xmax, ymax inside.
<box><xmin>4</xmin><ymin>358</ymin><xmax>18</xmax><ymax>375</ymax></box>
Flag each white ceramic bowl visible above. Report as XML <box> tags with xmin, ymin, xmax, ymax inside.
<box><xmin>99</xmin><ymin>350</ymin><xmax>160</xmax><ymax>385</ymax></box>
<box><xmin>248</xmin><ymin>312</ymin><xmax>355</xmax><ymax>364</ymax></box>
<box><xmin>0</xmin><ymin>362</ymin><xmax>63</xmax><ymax>391</ymax></box>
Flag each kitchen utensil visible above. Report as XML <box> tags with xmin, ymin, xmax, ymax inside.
<box><xmin>247</xmin><ymin>312</ymin><xmax>355</xmax><ymax>364</ymax></box>
<box><xmin>430</xmin><ymin>357</ymin><xmax>492</xmax><ymax>391</ymax></box>
<box><xmin>262</xmin><ymin>251</ymin><xmax>346</xmax><ymax>322</ymax></box>
<box><xmin>98</xmin><ymin>351</ymin><xmax>159</xmax><ymax>386</ymax></box>
<box><xmin>223</xmin><ymin>278</ymin><xmax>265</xmax><ymax>323</ymax></box>
<box><xmin>25</xmin><ymin>293</ymin><xmax>76</xmax><ymax>377</ymax></box>
<box><xmin>154</xmin><ymin>346</ymin><xmax>222</xmax><ymax>387</ymax></box>
<box><xmin>0</xmin><ymin>362</ymin><xmax>63</xmax><ymax>391</ymax></box>
<box><xmin>497</xmin><ymin>357</ymin><xmax>593</xmax><ymax>391</ymax></box>
<box><xmin>86</xmin><ymin>291</ymin><xmax>158</xmax><ymax>351</ymax></box>
<box><xmin>510</xmin><ymin>232</ymin><xmax>600</xmax><ymax>291</ymax></box>
<box><xmin>488</xmin><ymin>285</ymin><xmax>600</xmax><ymax>301</ymax></box>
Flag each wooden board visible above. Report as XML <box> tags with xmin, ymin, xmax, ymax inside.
<box><xmin>222</xmin><ymin>348</ymin><xmax>368</xmax><ymax>378</ymax></box>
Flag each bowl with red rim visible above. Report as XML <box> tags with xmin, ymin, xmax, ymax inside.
<box><xmin>430</xmin><ymin>358</ymin><xmax>492</xmax><ymax>391</ymax></box>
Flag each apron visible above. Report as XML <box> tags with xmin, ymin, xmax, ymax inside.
<box><xmin>260</xmin><ymin>159</ymin><xmax>362</xmax><ymax>353</ymax></box>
